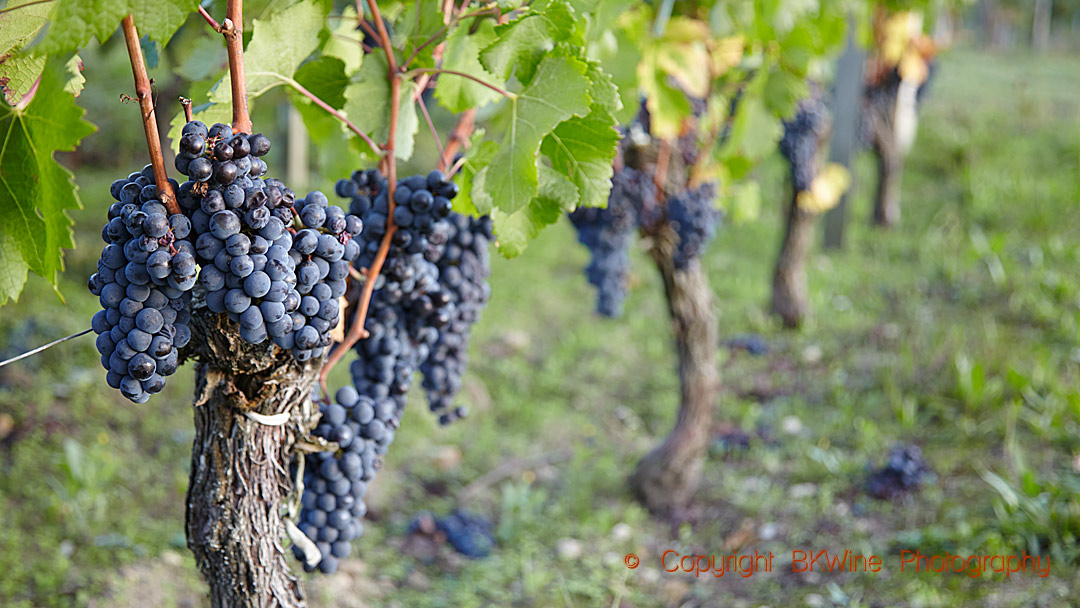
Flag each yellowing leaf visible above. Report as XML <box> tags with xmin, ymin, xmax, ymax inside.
<box><xmin>710</xmin><ymin>35</ymin><xmax>744</xmax><ymax>77</ymax></box>
<box><xmin>654</xmin><ymin>40</ymin><xmax>710</xmax><ymax>98</ymax></box>
<box><xmin>797</xmin><ymin>163</ymin><xmax>850</xmax><ymax>215</ymax></box>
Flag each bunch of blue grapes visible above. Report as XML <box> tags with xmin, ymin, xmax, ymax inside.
<box><xmin>666</xmin><ymin>183</ymin><xmax>721</xmax><ymax>270</ymax></box>
<box><xmin>294</xmin><ymin>169</ymin><xmax>475</xmax><ymax>572</ymax></box>
<box><xmin>420</xmin><ymin>214</ymin><xmax>494</xmax><ymax>424</ymax></box>
<box><xmin>338</xmin><ymin>169</ymin><xmax>455</xmax><ymax>268</ymax></box>
<box><xmin>292</xmin><ymin>386</ymin><xmax>381</xmax><ymax>574</ymax></box>
<box><xmin>568</xmin><ymin>167</ymin><xmax>650</xmax><ymax>317</ymax></box>
<box><xmin>867</xmin><ymin>443</ymin><xmax>933</xmax><ymax>500</ymax></box>
<box><xmin>173</xmin><ymin>120</ymin><xmax>362</xmax><ymax>359</ymax></box>
<box><xmin>779</xmin><ymin>95</ymin><xmax>830</xmax><ymax>192</ymax></box>
<box><xmin>87</xmin><ymin>165</ymin><xmax>196</xmax><ymax>403</ymax></box>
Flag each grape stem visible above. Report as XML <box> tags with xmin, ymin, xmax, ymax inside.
<box><xmin>417</xmin><ymin>91</ymin><xmax>444</xmax><ymax>162</ymax></box>
<box><xmin>180</xmin><ymin>97</ymin><xmax>193</xmax><ymax>122</ymax></box>
<box><xmin>281</xmin><ymin>76</ymin><xmax>382</xmax><ymax>156</ymax></box>
<box><xmin>318</xmin><ymin>0</ymin><xmax>402</xmax><ymax>398</ymax></box>
<box><xmin>401</xmin><ymin>4</ymin><xmax>500</xmax><ymax>70</ymax></box>
<box><xmin>120</xmin><ymin>15</ymin><xmax>180</xmax><ymax>216</ymax></box>
<box><xmin>197</xmin><ymin>5</ymin><xmax>223</xmax><ymax>32</ymax></box>
<box><xmin>224</xmin><ymin>0</ymin><xmax>252</xmax><ymax>134</ymax></box>
<box><xmin>440</xmin><ymin>108</ymin><xmax>475</xmax><ymax>172</ymax></box>
<box><xmin>403</xmin><ymin>68</ymin><xmax>513</xmax><ymax>99</ymax></box>
<box><xmin>0</xmin><ymin>328</ymin><xmax>92</xmax><ymax>369</ymax></box>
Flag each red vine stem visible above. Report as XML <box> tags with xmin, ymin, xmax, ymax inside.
<box><xmin>283</xmin><ymin>77</ymin><xmax>382</xmax><ymax>156</ymax></box>
<box><xmin>180</xmin><ymin>97</ymin><xmax>193</xmax><ymax>122</ymax></box>
<box><xmin>403</xmin><ymin>67</ymin><xmax>512</xmax><ymax>98</ymax></box>
<box><xmin>319</xmin><ymin>0</ymin><xmax>402</xmax><ymax>395</ymax></box>
<box><xmin>440</xmin><ymin>108</ymin><xmax>475</xmax><ymax>172</ymax></box>
<box><xmin>417</xmin><ymin>89</ymin><xmax>444</xmax><ymax>161</ymax></box>
<box><xmin>197</xmin><ymin>5</ymin><xmax>223</xmax><ymax>32</ymax></box>
<box><xmin>121</xmin><ymin>15</ymin><xmax>179</xmax><ymax>216</ymax></box>
<box><xmin>224</xmin><ymin>0</ymin><xmax>251</xmax><ymax>133</ymax></box>
<box><xmin>401</xmin><ymin>5</ymin><xmax>498</xmax><ymax>70</ymax></box>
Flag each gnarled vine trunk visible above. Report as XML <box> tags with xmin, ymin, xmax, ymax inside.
<box><xmin>771</xmin><ymin>194</ymin><xmax>815</xmax><ymax>328</ymax></box>
<box><xmin>185</xmin><ymin>309</ymin><xmax>320</xmax><ymax>608</ymax></box>
<box><xmin>873</xmin><ymin>143</ymin><xmax>903</xmax><ymax>227</ymax></box>
<box><xmin>866</xmin><ymin>79</ymin><xmax>903</xmax><ymax>228</ymax></box>
<box><xmin>629</xmin><ymin>227</ymin><xmax>719</xmax><ymax>513</ymax></box>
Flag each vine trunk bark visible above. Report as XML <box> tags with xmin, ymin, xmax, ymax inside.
<box><xmin>629</xmin><ymin>227</ymin><xmax>719</xmax><ymax>513</ymax></box>
<box><xmin>866</xmin><ymin>79</ymin><xmax>903</xmax><ymax>228</ymax></box>
<box><xmin>873</xmin><ymin>143</ymin><xmax>903</xmax><ymax>227</ymax></box>
<box><xmin>185</xmin><ymin>309</ymin><xmax>320</xmax><ymax>608</ymax></box>
<box><xmin>771</xmin><ymin>193</ymin><xmax>815</xmax><ymax>328</ymax></box>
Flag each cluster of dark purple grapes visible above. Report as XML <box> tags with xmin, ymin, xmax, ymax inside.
<box><xmin>866</xmin><ymin>443</ymin><xmax>933</xmax><ymax>500</ymax></box>
<box><xmin>569</xmin><ymin>125</ymin><xmax>722</xmax><ymax>315</ymax></box>
<box><xmin>338</xmin><ymin>168</ymin><xmax>456</xmax><ymax>268</ymax></box>
<box><xmin>174</xmin><ymin>120</ymin><xmax>362</xmax><ymax>360</ymax></box>
<box><xmin>295</xmin><ymin>169</ymin><xmax>491</xmax><ymax>573</ymax></box>
<box><xmin>666</xmin><ymin>182</ymin><xmax>721</xmax><ymax>269</ymax></box>
<box><xmin>87</xmin><ymin>165</ymin><xmax>195</xmax><ymax>403</ymax></box>
<box><xmin>407</xmin><ymin>509</ymin><xmax>495</xmax><ymax>558</ymax></box>
<box><xmin>779</xmin><ymin>95</ymin><xmax>830</xmax><ymax>192</ymax></box>
<box><xmin>420</xmin><ymin>214</ymin><xmax>494</xmax><ymax>423</ymax></box>
<box><xmin>292</xmin><ymin>386</ymin><xmax>381</xmax><ymax>574</ymax></box>
<box><xmin>568</xmin><ymin>167</ymin><xmax>647</xmax><ymax>317</ymax></box>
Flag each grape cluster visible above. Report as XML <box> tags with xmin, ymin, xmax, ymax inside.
<box><xmin>407</xmin><ymin>509</ymin><xmax>495</xmax><ymax>558</ymax></box>
<box><xmin>568</xmin><ymin>167</ymin><xmax>648</xmax><ymax>317</ymax></box>
<box><xmin>420</xmin><ymin>214</ymin><xmax>494</xmax><ymax>423</ymax></box>
<box><xmin>569</xmin><ymin>117</ymin><xmax>722</xmax><ymax>314</ymax></box>
<box><xmin>292</xmin><ymin>386</ymin><xmax>382</xmax><ymax>574</ymax></box>
<box><xmin>87</xmin><ymin>165</ymin><xmax>195</xmax><ymax>403</ymax></box>
<box><xmin>866</xmin><ymin>443</ymin><xmax>933</xmax><ymax>500</ymax></box>
<box><xmin>294</xmin><ymin>168</ymin><xmax>470</xmax><ymax>573</ymax></box>
<box><xmin>174</xmin><ymin>120</ymin><xmax>362</xmax><ymax>359</ymax></box>
<box><xmin>666</xmin><ymin>183</ymin><xmax>721</xmax><ymax>269</ymax></box>
<box><xmin>338</xmin><ymin>168</ymin><xmax>456</xmax><ymax>269</ymax></box>
<box><xmin>779</xmin><ymin>95</ymin><xmax>830</xmax><ymax>192</ymax></box>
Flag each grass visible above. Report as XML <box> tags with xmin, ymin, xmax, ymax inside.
<box><xmin>1</xmin><ymin>47</ymin><xmax>1079</xmax><ymax>607</ymax></box>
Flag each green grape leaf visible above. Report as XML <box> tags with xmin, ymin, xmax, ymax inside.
<box><xmin>0</xmin><ymin>54</ymin><xmax>46</xmax><ymax>106</ymax></box>
<box><xmin>294</xmin><ymin>56</ymin><xmax>349</xmax><ymax>109</ymax></box>
<box><xmin>638</xmin><ymin>58</ymin><xmax>691</xmax><ymax>139</ymax></box>
<box><xmin>0</xmin><ymin>0</ymin><xmax>53</xmax><ymax>55</ymax></box>
<box><xmin>479</xmin><ymin>0</ymin><xmax>580</xmax><ymax>83</ymax></box>
<box><xmin>63</xmin><ymin>55</ymin><xmax>85</xmax><ymax>97</ymax></box>
<box><xmin>540</xmin><ymin>105</ymin><xmax>618</xmax><ymax>209</ymax></box>
<box><xmin>397</xmin><ymin>0</ymin><xmax>446</xmax><ymax>68</ymax></box>
<box><xmin>492</xmin><ymin>165</ymin><xmax>577</xmax><ymax>257</ymax></box>
<box><xmin>0</xmin><ymin>0</ymin><xmax>54</xmax><ymax>105</ymax></box>
<box><xmin>39</xmin><ymin>0</ymin><xmax>201</xmax><ymax>55</ymax></box>
<box><xmin>0</xmin><ymin>228</ymin><xmax>29</xmax><ymax>305</ymax></box>
<box><xmin>290</xmin><ymin>88</ymin><xmax>344</xmax><ymax>144</ymax></box>
<box><xmin>583</xmin><ymin>59</ymin><xmax>621</xmax><ymax>115</ymax></box>
<box><xmin>173</xmin><ymin>35</ymin><xmax>227</xmax><ymax>82</ymax></box>
<box><xmin>0</xmin><ymin>57</ymin><xmax>95</xmax><ymax>303</ymax></box>
<box><xmin>452</xmin><ymin>134</ymin><xmax>496</xmax><ymax>217</ymax></box>
<box><xmin>342</xmin><ymin>53</ymin><xmax>418</xmax><ymax>159</ymax></box>
<box><xmin>763</xmin><ymin>68</ymin><xmax>807</xmax><ymax>118</ymax></box>
<box><xmin>434</xmin><ymin>19</ymin><xmax>502</xmax><ymax>113</ymax></box>
<box><xmin>323</xmin><ymin>5</ymin><xmax>363</xmax><ymax>76</ymax></box>
<box><xmin>719</xmin><ymin>95</ymin><xmax>782</xmax><ymax>165</ymax></box>
<box><xmin>211</xmin><ymin>0</ymin><xmax>326</xmax><ymax>103</ymax></box>
<box><xmin>590</xmin><ymin>26</ymin><xmax>640</xmax><ymax>124</ymax></box>
<box><xmin>481</xmin><ymin>55</ymin><xmax>591</xmax><ymax>214</ymax></box>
